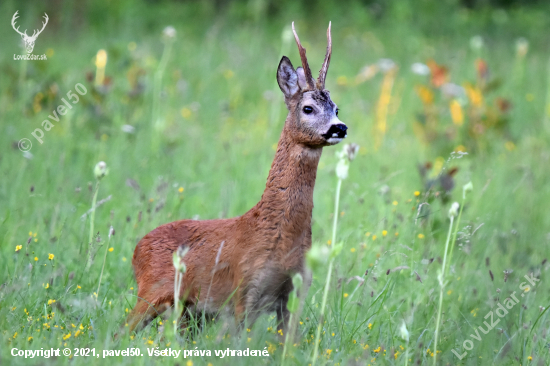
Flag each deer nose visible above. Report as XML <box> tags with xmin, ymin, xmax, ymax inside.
<box><xmin>323</xmin><ymin>123</ymin><xmax>348</xmax><ymax>140</ymax></box>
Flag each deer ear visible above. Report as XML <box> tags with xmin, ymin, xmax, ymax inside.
<box><xmin>296</xmin><ymin>67</ymin><xmax>308</xmax><ymax>90</ymax></box>
<box><xmin>277</xmin><ymin>56</ymin><xmax>299</xmax><ymax>99</ymax></box>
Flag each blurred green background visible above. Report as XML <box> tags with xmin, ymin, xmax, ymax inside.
<box><xmin>1</xmin><ymin>0</ymin><xmax>550</xmax><ymax>365</ymax></box>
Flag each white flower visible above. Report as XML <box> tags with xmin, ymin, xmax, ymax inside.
<box><xmin>448</xmin><ymin>202</ymin><xmax>460</xmax><ymax>218</ymax></box>
<box><xmin>411</xmin><ymin>62</ymin><xmax>430</xmax><ymax>76</ymax></box>
<box><xmin>378</xmin><ymin>58</ymin><xmax>396</xmax><ymax>73</ymax></box>
<box><xmin>399</xmin><ymin>321</ymin><xmax>409</xmax><ymax>342</ymax></box>
<box><xmin>121</xmin><ymin>125</ymin><xmax>135</xmax><ymax>134</ymax></box>
<box><xmin>470</xmin><ymin>35</ymin><xmax>484</xmax><ymax>51</ymax></box>
<box><xmin>94</xmin><ymin>161</ymin><xmax>108</xmax><ymax>180</ymax></box>
<box><xmin>336</xmin><ymin>159</ymin><xmax>349</xmax><ymax>180</ymax></box>
<box><xmin>162</xmin><ymin>26</ymin><xmax>176</xmax><ymax>40</ymax></box>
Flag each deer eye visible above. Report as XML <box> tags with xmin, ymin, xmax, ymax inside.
<box><xmin>303</xmin><ymin>106</ymin><xmax>313</xmax><ymax>114</ymax></box>
<box><xmin>336</xmin><ymin>108</ymin><xmax>339</xmax><ymax>117</ymax></box>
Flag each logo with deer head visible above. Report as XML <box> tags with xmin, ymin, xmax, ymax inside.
<box><xmin>11</xmin><ymin>11</ymin><xmax>49</xmax><ymax>54</ymax></box>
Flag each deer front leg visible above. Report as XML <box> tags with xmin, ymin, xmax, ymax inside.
<box><xmin>276</xmin><ymin>295</ymin><xmax>290</xmax><ymax>341</ymax></box>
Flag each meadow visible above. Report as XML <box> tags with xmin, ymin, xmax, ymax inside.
<box><xmin>1</xmin><ymin>0</ymin><xmax>550</xmax><ymax>365</ymax></box>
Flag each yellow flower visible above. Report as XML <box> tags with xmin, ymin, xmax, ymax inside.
<box><xmin>368</xmin><ymin>323</ymin><xmax>373</xmax><ymax>329</ymax></box>
<box><xmin>524</xmin><ymin>286</ymin><xmax>530</xmax><ymax>292</ymax></box>
<box><xmin>416</xmin><ymin>85</ymin><xmax>434</xmax><ymax>105</ymax></box>
<box><xmin>450</xmin><ymin>99</ymin><xmax>464</xmax><ymax>126</ymax></box>
<box><xmin>464</xmin><ymin>82</ymin><xmax>483</xmax><ymax>107</ymax></box>
<box><xmin>395</xmin><ymin>232</ymin><xmax>399</xmax><ymax>236</ymax></box>
<box><xmin>326</xmin><ymin>349</ymin><xmax>332</xmax><ymax>355</ymax></box>
<box><xmin>327</xmin><ymin>240</ymin><xmax>331</xmax><ymax>246</ymax></box>
<box><xmin>187</xmin><ymin>361</ymin><xmax>193</xmax><ymax>366</ymax></box>
<box><xmin>48</xmin><ymin>253</ymin><xmax>54</xmax><ymax>260</ymax></box>
<box><xmin>74</xmin><ymin>330</ymin><xmax>81</xmax><ymax>338</ymax></box>
<box><xmin>181</xmin><ymin>108</ymin><xmax>192</xmax><ymax>119</ymax></box>
<box><xmin>47</xmin><ymin>299</ymin><xmax>56</xmax><ymax>305</ymax></box>
<box><xmin>365</xmin><ymin>232</ymin><xmax>371</xmax><ymax>237</ymax></box>
<box><xmin>350</xmin><ymin>248</ymin><xmax>356</xmax><ymax>253</ymax></box>
<box><xmin>34</xmin><ymin>257</ymin><xmax>38</xmax><ymax>261</ymax></box>
<box><xmin>414</xmin><ymin>191</ymin><xmax>420</xmax><ymax>197</ymax></box>
<box><xmin>28</xmin><ymin>336</ymin><xmax>33</xmax><ymax>342</ymax></box>
<box><xmin>278</xmin><ymin>329</ymin><xmax>283</xmax><ymax>336</ymax></box>
<box><xmin>79</xmin><ymin>324</ymin><xmax>84</xmax><ymax>330</ymax></box>
<box><xmin>178</xmin><ymin>187</ymin><xmax>184</xmax><ymax>193</ymax></box>
<box><xmin>63</xmin><ymin>332</ymin><xmax>71</xmax><ymax>340</ymax></box>
<box><xmin>382</xmin><ymin>230</ymin><xmax>388</xmax><ymax>237</ymax></box>
<box><xmin>373</xmin><ymin>346</ymin><xmax>381</xmax><ymax>353</ymax></box>
<box><xmin>77</xmin><ymin>285</ymin><xmax>81</xmax><ymax>289</ymax></box>
<box><xmin>108</xmin><ymin>247</ymin><xmax>114</xmax><ymax>252</ymax></box>
<box><xmin>528</xmin><ymin>356</ymin><xmax>533</xmax><ymax>361</ymax></box>
<box><xmin>15</xmin><ymin>245</ymin><xmax>22</xmax><ymax>252</ymax></box>
<box><xmin>372</xmin><ymin>235</ymin><xmax>377</xmax><ymax>241</ymax></box>
<box><xmin>392</xmin><ymin>201</ymin><xmax>398</xmax><ymax>206</ymax></box>
<box><xmin>44</xmin><ymin>283</ymin><xmax>50</xmax><ymax>289</ymax></box>
<box><xmin>394</xmin><ymin>351</ymin><xmax>400</xmax><ymax>359</ymax></box>
<box><xmin>418</xmin><ymin>233</ymin><xmax>425</xmax><ymax>239</ymax></box>
<box><xmin>331</xmin><ymin>332</ymin><xmax>335</xmax><ymax>336</ymax></box>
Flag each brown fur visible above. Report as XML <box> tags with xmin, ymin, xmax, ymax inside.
<box><xmin>126</xmin><ymin>23</ymin><xmax>345</xmax><ymax>335</ymax></box>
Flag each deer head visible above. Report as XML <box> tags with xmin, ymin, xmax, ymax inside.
<box><xmin>277</xmin><ymin>22</ymin><xmax>347</xmax><ymax>147</ymax></box>
<box><xmin>11</xmin><ymin>11</ymin><xmax>49</xmax><ymax>54</ymax></box>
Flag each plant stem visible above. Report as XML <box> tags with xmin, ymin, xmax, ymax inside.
<box><xmin>311</xmin><ymin>178</ymin><xmax>342</xmax><ymax>366</ymax></box>
<box><xmin>446</xmin><ymin>201</ymin><xmax>464</xmax><ymax>275</ymax></box>
<box><xmin>96</xmin><ymin>226</ymin><xmax>113</xmax><ymax>297</ymax></box>
<box><xmin>85</xmin><ymin>180</ymin><xmax>100</xmax><ymax>272</ymax></box>
<box><xmin>433</xmin><ymin>215</ymin><xmax>454</xmax><ymax>366</ymax></box>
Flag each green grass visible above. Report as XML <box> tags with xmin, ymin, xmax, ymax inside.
<box><xmin>1</xmin><ymin>0</ymin><xmax>550</xmax><ymax>365</ymax></box>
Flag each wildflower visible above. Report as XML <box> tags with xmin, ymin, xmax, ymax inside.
<box><xmin>34</xmin><ymin>257</ymin><xmax>38</xmax><ymax>261</ymax></box>
<box><xmin>278</xmin><ymin>329</ymin><xmax>283</xmax><ymax>336</ymax></box>
<box><xmin>186</xmin><ymin>361</ymin><xmax>193</xmax><ymax>366</ymax></box>
<box><xmin>448</xmin><ymin>202</ymin><xmax>460</xmax><ymax>218</ymax></box>
<box><xmin>178</xmin><ymin>187</ymin><xmax>184</xmax><ymax>193</ymax></box>
<box><xmin>162</xmin><ymin>26</ymin><xmax>176</xmax><ymax>40</ymax></box>
<box><xmin>527</xmin><ymin>355</ymin><xmax>533</xmax><ymax>361</ymax></box>
<box><xmin>394</xmin><ymin>351</ymin><xmax>400</xmax><ymax>359</ymax></box>
<box><xmin>350</xmin><ymin>248</ymin><xmax>355</xmax><ymax>253</ymax></box>
<box><xmin>392</xmin><ymin>201</ymin><xmax>398</xmax><ymax>206</ymax></box>
<box><xmin>373</xmin><ymin>346</ymin><xmax>381</xmax><ymax>353</ymax></box>
<box><xmin>395</xmin><ymin>232</ymin><xmax>399</xmax><ymax>236</ymax></box>
<box><xmin>28</xmin><ymin>336</ymin><xmax>33</xmax><ymax>342</ymax></box>
<box><xmin>326</xmin><ymin>349</ymin><xmax>332</xmax><ymax>356</ymax></box>
<box><xmin>372</xmin><ymin>235</ymin><xmax>377</xmax><ymax>241</ymax></box>
<box><xmin>77</xmin><ymin>285</ymin><xmax>81</xmax><ymax>289</ymax></box>
<box><xmin>93</xmin><ymin>161</ymin><xmax>108</xmax><ymax>180</ymax></box>
<box><xmin>399</xmin><ymin>321</ymin><xmax>409</xmax><ymax>342</ymax></box>
<box><xmin>63</xmin><ymin>332</ymin><xmax>71</xmax><ymax>340</ymax></box>
<box><xmin>414</xmin><ymin>191</ymin><xmax>420</xmax><ymax>197</ymax></box>
<box><xmin>15</xmin><ymin>245</ymin><xmax>23</xmax><ymax>252</ymax></box>
<box><xmin>411</xmin><ymin>62</ymin><xmax>430</xmax><ymax>76</ymax></box>
<box><xmin>48</xmin><ymin>253</ymin><xmax>54</xmax><ymax>260</ymax></box>
<box><xmin>44</xmin><ymin>283</ymin><xmax>50</xmax><ymax>289</ymax></box>
<box><xmin>368</xmin><ymin>323</ymin><xmax>372</xmax><ymax>329</ymax></box>
<box><xmin>450</xmin><ymin>100</ymin><xmax>464</xmax><ymax>126</ymax></box>
<box><xmin>382</xmin><ymin>230</ymin><xmax>388</xmax><ymax>237</ymax></box>
<box><xmin>418</xmin><ymin>234</ymin><xmax>425</xmax><ymax>239</ymax></box>
<box><xmin>108</xmin><ymin>247</ymin><xmax>114</xmax><ymax>252</ymax></box>
<box><xmin>365</xmin><ymin>232</ymin><xmax>371</xmax><ymax>237</ymax></box>
<box><xmin>470</xmin><ymin>35</ymin><xmax>484</xmax><ymax>50</ymax></box>
<box><xmin>47</xmin><ymin>299</ymin><xmax>55</xmax><ymax>305</ymax></box>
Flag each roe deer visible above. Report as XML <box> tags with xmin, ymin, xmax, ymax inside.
<box><xmin>127</xmin><ymin>22</ymin><xmax>347</xmax><ymax>336</ymax></box>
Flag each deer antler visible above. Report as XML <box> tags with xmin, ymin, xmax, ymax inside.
<box><xmin>11</xmin><ymin>11</ymin><xmax>27</xmax><ymax>37</ymax></box>
<box><xmin>317</xmin><ymin>22</ymin><xmax>332</xmax><ymax>90</ymax></box>
<box><xmin>292</xmin><ymin>22</ymin><xmax>315</xmax><ymax>91</ymax></box>
<box><xmin>31</xmin><ymin>13</ymin><xmax>49</xmax><ymax>39</ymax></box>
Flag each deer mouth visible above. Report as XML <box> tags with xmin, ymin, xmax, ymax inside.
<box><xmin>322</xmin><ymin>123</ymin><xmax>348</xmax><ymax>144</ymax></box>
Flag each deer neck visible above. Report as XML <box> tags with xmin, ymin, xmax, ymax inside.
<box><xmin>254</xmin><ymin>125</ymin><xmax>322</xmax><ymax>231</ymax></box>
